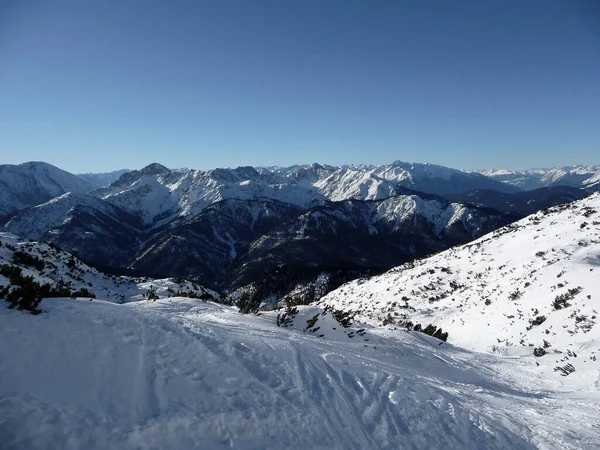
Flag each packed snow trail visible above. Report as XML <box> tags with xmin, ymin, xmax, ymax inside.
<box><xmin>1</xmin><ymin>298</ymin><xmax>599</xmax><ymax>449</ymax></box>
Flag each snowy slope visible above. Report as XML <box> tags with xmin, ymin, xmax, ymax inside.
<box><xmin>320</xmin><ymin>193</ymin><xmax>600</xmax><ymax>363</ymax></box>
<box><xmin>371</xmin><ymin>161</ymin><xmax>519</xmax><ymax>195</ymax></box>
<box><xmin>0</xmin><ymin>162</ymin><xmax>95</xmax><ymax>219</ymax></box>
<box><xmin>1</xmin><ymin>297</ymin><xmax>599</xmax><ymax>449</ymax></box>
<box><xmin>540</xmin><ymin>166</ymin><xmax>600</xmax><ymax>188</ymax></box>
<box><xmin>4</xmin><ymin>192</ymin><xmax>142</xmax><ymax>240</ymax></box>
<box><xmin>583</xmin><ymin>169</ymin><xmax>600</xmax><ymax>190</ymax></box>
<box><xmin>478</xmin><ymin>166</ymin><xmax>600</xmax><ymax>191</ymax></box>
<box><xmin>0</xmin><ymin>232</ymin><xmax>217</xmax><ymax>304</ymax></box>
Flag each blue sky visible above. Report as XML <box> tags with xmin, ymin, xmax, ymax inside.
<box><xmin>0</xmin><ymin>0</ymin><xmax>599</xmax><ymax>173</ymax></box>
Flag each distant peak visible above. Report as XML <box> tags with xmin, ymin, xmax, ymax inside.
<box><xmin>138</xmin><ymin>163</ymin><xmax>171</xmax><ymax>176</ymax></box>
<box><xmin>16</xmin><ymin>161</ymin><xmax>60</xmax><ymax>171</ymax></box>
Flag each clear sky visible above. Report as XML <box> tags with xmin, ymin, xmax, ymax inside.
<box><xmin>0</xmin><ymin>0</ymin><xmax>599</xmax><ymax>173</ymax></box>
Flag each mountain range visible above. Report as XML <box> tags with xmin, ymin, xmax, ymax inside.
<box><xmin>1</xmin><ymin>160</ymin><xmax>597</xmax><ymax>300</ymax></box>
<box><xmin>476</xmin><ymin>165</ymin><xmax>600</xmax><ymax>191</ymax></box>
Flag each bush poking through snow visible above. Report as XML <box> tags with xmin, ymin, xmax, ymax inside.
<box><xmin>508</xmin><ymin>289</ymin><xmax>523</xmax><ymax>301</ymax></box>
<box><xmin>552</xmin><ymin>286</ymin><xmax>583</xmax><ymax>310</ymax></box>
<box><xmin>237</xmin><ymin>291</ymin><xmax>261</xmax><ymax>314</ymax></box>
<box><xmin>12</xmin><ymin>250</ymin><xmax>45</xmax><ymax>272</ymax></box>
<box><xmin>382</xmin><ymin>313</ymin><xmax>395</xmax><ymax>326</ymax></box>
<box><xmin>0</xmin><ymin>263</ymin><xmax>100</xmax><ymax>314</ymax></box>
<box><xmin>402</xmin><ymin>321</ymin><xmax>449</xmax><ymax>342</ymax></box>
<box><xmin>276</xmin><ymin>305</ymin><xmax>298</xmax><ymax>327</ymax></box>
<box><xmin>71</xmin><ymin>287</ymin><xmax>96</xmax><ymax>299</ymax></box>
<box><xmin>304</xmin><ymin>314</ymin><xmax>320</xmax><ymax>332</ymax></box>
<box><xmin>554</xmin><ymin>363</ymin><xmax>576</xmax><ymax>376</ymax></box>
<box><xmin>527</xmin><ymin>315</ymin><xmax>547</xmax><ymax>330</ymax></box>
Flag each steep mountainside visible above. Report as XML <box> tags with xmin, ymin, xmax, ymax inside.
<box><xmin>4</xmin><ymin>193</ymin><xmax>145</xmax><ymax>267</ymax></box>
<box><xmin>91</xmin><ymin>161</ymin><xmax>518</xmax><ymax>226</ymax></box>
<box><xmin>131</xmin><ymin>198</ymin><xmax>305</xmax><ymax>284</ymax></box>
<box><xmin>447</xmin><ymin>186</ymin><xmax>589</xmax><ymax>215</ymax></box>
<box><xmin>583</xmin><ymin>170</ymin><xmax>600</xmax><ymax>191</ymax></box>
<box><xmin>0</xmin><ymin>162</ymin><xmax>95</xmax><ymax>222</ymax></box>
<box><xmin>0</xmin><ymin>232</ymin><xmax>218</xmax><ymax>305</ymax></box>
<box><xmin>133</xmin><ymin>195</ymin><xmax>516</xmax><ymax>291</ymax></box>
<box><xmin>5</xmin><ymin>192</ymin><xmax>142</xmax><ymax>241</ymax></box>
<box><xmin>92</xmin><ymin>163</ymin><xmax>324</xmax><ymax>226</ymax></box>
<box><xmin>540</xmin><ymin>166</ymin><xmax>600</xmax><ymax>189</ymax></box>
<box><xmin>478</xmin><ymin>166</ymin><xmax>600</xmax><ymax>191</ymax></box>
<box><xmin>369</xmin><ymin>161</ymin><xmax>519</xmax><ymax>195</ymax></box>
<box><xmin>320</xmin><ymin>193</ymin><xmax>600</xmax><ymax>364</ymax></box>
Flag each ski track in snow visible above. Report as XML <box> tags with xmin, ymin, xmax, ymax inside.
<box><xmin>1</xmin><ymin>298</ymin><xmax>599</xmax><ymax>449</ymax></box>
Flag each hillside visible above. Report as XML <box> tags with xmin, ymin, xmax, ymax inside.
<box><xmin>319</xmin><ymin>193</ymin><xmax>600</xmax><ymax>365</ymax></box>
<box><xmin>0</xmin><ymin>162</ymin><xmax>95</xmax><ymax>222</ymax></box>
<box><xmin>0</xmin><ymin>232</ymin><xmax>217</xmax><ymax>305</ymax></box>
<box><xmin>4</xmin><ymin>193</ymin><xmax>146</xmax><ymax>267</ymax></box>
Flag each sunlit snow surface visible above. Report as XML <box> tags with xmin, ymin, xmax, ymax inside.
<box><xmin>321</xmin><ymin>193</ymin><xmax>600</xmax><ymax>360</ymax></box>
<box><xmin>1</xmin><ymin>298</ymin><xmax>599</xmax><ymax>449</ymax></box>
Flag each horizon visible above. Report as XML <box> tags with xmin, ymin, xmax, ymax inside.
<box><xmin>1</xmin><ymin>1</ymin><xmax>599</xmax><ymax>172</ymax></box>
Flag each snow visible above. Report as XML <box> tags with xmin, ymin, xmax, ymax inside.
<box><xmin>0</xmin><ymin>162</ymin><xmax>96</xmax><ymax>217</ymax></box>
<box><xmin>4</xmin><ymin>193</ymin><xmax>139</xmax><ymax>240</ymax></box>
<box><xmin>1</xmin><ymin>298</ymin><xmax>599</xmax><ymax>449</ymax></box>
<box><xmin>0</xmin><ymin>232</ymin><xmax>218</xmax><ymax>304</ymax></box>
<box><xmin>583</xmin><ymin>169</ymin><xmax>600</xmax><ymax>189</ymax></box>
<box><xmin>320</xmin><ymin>193</ymin><xmax>600</xmax><ymax>362</ymax></box>
<box><xmin>85</xmin><ymin>161</ymin><xmax>517</xmax><ymax>226</ymax></box>
<box><xmin>476</xmin><ymin>165</ymin><xmax>600</xmax><ymax>191</ymax></box>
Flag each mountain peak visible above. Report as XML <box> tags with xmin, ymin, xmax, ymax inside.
<box><xmin>138</xmin><ymin>163</ymin><xmax>171</xmax><ymax>176</ymax></box>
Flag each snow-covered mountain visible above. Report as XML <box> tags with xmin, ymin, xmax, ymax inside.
<box><xmin>4</xmin><ymin>192</ymin><xmax>142</xmax><ymax>241</ymax></box>
<box><xmin>77</xmin><ymin>169</ymin><xmax>131</xmax><ymax>187</ymax></box>
<box><xmin>319</xmin><ymin>192</ymin><xmax>600</xmax><ymax>363</ymax></box>
<box><xmin>131</xmin><ymin>194</ymin><xmax>515</xmax><ymax>290</ymax></box>
<box><xmin>0</xmin><ymin>232</ymin><xmax>217</xmax><ymax>304</ymax></box>
<box><xmin>90</xmin><ymin>161</ymin><xmax>518</xmax><ymax>226</ymax></box>
<box><xmin>583</xmin><ymin>170</ymin><xmax>600</xmax><ymax>190</ymax></box>
<box><xmin>478</xmin><ymin>165</ymin><xmax>600</xmax><ymax>191</ymax></box>
<box><xmin>4</xmin><ymin>193</ymin><xmax>145</xmax><ymax>267</ymax></box>
<box><xmin>91</xmin><ymin>163</ymin><xmax>324</xmax><ymax>227</ymax></box>
<box><xmin>0</xmin><ymin>162</ymin><xmax>95</xmax><ymax>222</ymax></box>
<box><xmin>539</xmin><ymin>166</ymin><xmax>600</xmax><ymax>189</ymax></box>
<box><xmin>4</xmin><ymin>160</ymin><xmax>593</xmax><ymax>303</ymax></box>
